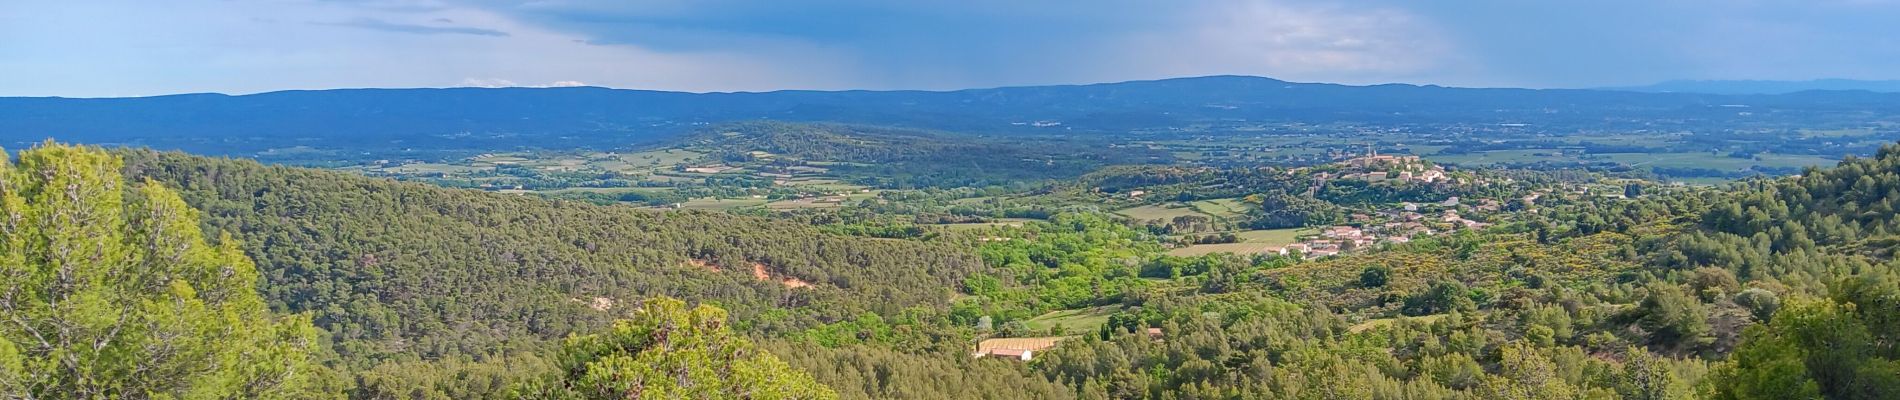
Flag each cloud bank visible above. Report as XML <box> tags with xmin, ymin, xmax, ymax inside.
<box><xmin>324</xmin><ymin>18</ymin><xmax>511</xmax><ymax>36</ymax></box>
<box><xmin>2</xmin><ymin>0</ymin><xmax>1898</xmax><ymax>96</ymax></box>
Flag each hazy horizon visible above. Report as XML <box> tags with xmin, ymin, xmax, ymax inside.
<box><xmin>11</xmin><ymin>74</ymin><xmax>1900</xmax><ymax>100</ymax></box>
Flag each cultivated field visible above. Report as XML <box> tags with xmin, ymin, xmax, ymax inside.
<box><xmin>1166</xmin><ymin>227</ymin><xmax>1313</xmax><ymax>257</ymax></box>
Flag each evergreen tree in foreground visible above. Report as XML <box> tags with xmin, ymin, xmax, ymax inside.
<box><xmin>0</xmin><ymin>143</ymin><xmax>341</xmax><ymax>398</ymax></box>
<box><xmin>518</xmin><ymin>297</ymin><xmax>836</xmax><ymax>400</ymax></box>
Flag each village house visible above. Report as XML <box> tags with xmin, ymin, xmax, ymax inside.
<box><xmin>1476</xmin><ymin>199</ymin><xmax>1502</xmax><ymax>212</ymax></box>
<box><xmin>974</xmin><ymin>337</ymin><xmax>1066</xmax><ymax>361</ymax></box>
<box><xmin>987</xmin><ymin>348</ymin><xmax>1032</xmax><ymax>361</ymax></box>
<box><xmin>1443</xmin><ymin>212</ymin><xmax>1489</xmax><ymax>229</ymax></box>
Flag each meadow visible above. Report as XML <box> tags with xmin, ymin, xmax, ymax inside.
<box><xmin>1167</xmin><ymin>227</ymin><xmax>1314</xmax><ymax>256</ymax></box>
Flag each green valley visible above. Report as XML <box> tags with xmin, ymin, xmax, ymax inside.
<box><xmin>7</xmin><ymin>76</ymin><xmax>1900</xmax><ymax>400</ymax></box>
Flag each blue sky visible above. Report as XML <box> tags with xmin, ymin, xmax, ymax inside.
<box><xmin>3</xmin><ymin>0</ymin><xmax>1898</xmax><ymax>97</ymax></box>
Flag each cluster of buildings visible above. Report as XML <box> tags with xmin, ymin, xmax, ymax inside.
<box><xmin>1272</xmin><ymin>195</ymin><xmax>1510</xmax><ymax>259</ymax></box>
<box><xmin>1278</xmin><ymin>223</ymin><xmax>1420</xmax><ymax>258</ymax></box>
<box><xmin>1257</xmin><ymin>148</ymin><xmax>1513</xmax><ymax>258</ymax></box>
<box><xmin>1334</xmin><ymin>151</ymin><xmax>1450</xmax><ymax>183</ymax></box>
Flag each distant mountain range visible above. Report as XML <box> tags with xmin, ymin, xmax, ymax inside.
<box><xmin>5</xmin><ymin>75</ymin><xmax>1898</xmax><ymax>155</ymax></box>
<box><xmin>1603</xmin><ymin>79</ymin><xmax>1900</xmax><ymax>94</ymax></box>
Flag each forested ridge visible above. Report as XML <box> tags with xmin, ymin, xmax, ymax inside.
<box><xmin>9</xmin><ymin>76</ymin><xmax>1899</xmax><ymax>158</ymax></box>
<box><xmin>113</xmin><ymin>149</ymin><xmax>988</xmax><ymax>367</ymax></box>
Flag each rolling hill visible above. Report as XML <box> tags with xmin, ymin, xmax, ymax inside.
<box><xmin>8</xmin><ymin>76</ymin><xmax>1900</xmax><ymax>156</ymax></box>
<box><xmin>113</xmin><ymin>149</ymin><xmax>990</xmax><ymax>366</ymax></box>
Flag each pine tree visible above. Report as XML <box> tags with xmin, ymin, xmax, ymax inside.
<box><xmin>0</xmin><ymin>142</ymin><xmax>342</xmax><ymax>399</ymax></box>
<box><xmin>518</xmin><ymin>296</ymin><xmax>836</xmax><ymax>399</ymax></box>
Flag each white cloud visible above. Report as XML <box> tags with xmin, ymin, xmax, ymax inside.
<box><xmin>1107</xmin><ymin>0</ymin><xmax>1455</xmax><ymax>85</ymax></box>
<box><xmin>459</xmin><ymin>78</ymin><xmax>519</xmax><ymax>88</ymax></box>
<box><xmin>0</xmin><ymin>0</ymin><xmax>866</xmax><ymax>96</ymax></box>
<box><xmin>0</xmin><ymin>0</ymin><xmax>1474</xmax><ymax>95</ymax></box>
<box><xmin>457</xmin><ymin>79</ymin><xmax>589</xmax><ymax>88</ymax></box>
<box><xmin>11</xmin><ymin>0</ymin><xmax>1893</xmax><ymax>95</ymax></box>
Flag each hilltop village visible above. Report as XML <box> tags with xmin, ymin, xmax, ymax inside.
<box><xmin>1130</xmin><ymin>146</ymin><xmax>1619</xmax><ymax>261</ymax></box>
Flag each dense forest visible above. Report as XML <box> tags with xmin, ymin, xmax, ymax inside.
<box><xmin>111</xmin><ymin>148</ymin><xmax>1009</xmax><ymax>397</ymax></box>
<box><xmin>5</xmin><ymin>141</ymin><xmax>1899</xmax><ymax>399</ymax></box>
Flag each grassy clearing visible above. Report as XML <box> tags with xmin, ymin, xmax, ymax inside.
<box><xmin>1189</xmin><ymin>198</ymin><xmax>1251</xmax><ymax>219</ymax></box>
<box><xmin>1167</xmin><ymin>242</ymin><xmax>1285</xmax><ymax>257</ymax></box>
<box><xmin>1167</xmin><ymin>227</ymin><xmax>1313</xmax><ymax>257</ymax></box>
<box><xmin>1116</xmin><ymin>204</ymin><xmax>1210</xmax><ymax>222</ymax></box>
<box><xmin>1236</xmin><ymin>227</ymin><xmax>1315</xmax><ymax>244</ymax></box>
<box><xmin>1023</xmin><ymin>306</ymin><xmax>1118</xmax><ymax>333</ymax></box>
